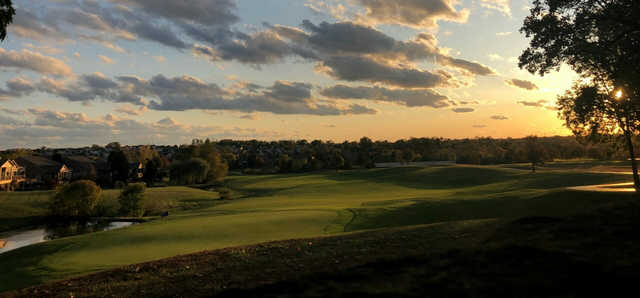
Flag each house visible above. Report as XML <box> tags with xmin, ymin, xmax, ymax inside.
<box><xmin>63</xmin><ymin>156</ymin><xmax>98</xmax><ymax>180</ymax></box>
<box><xmin>0</xmin><ymin>159</ymin><xmax>26</xmax><ymax>191</ymax></box>
<box><xmin>16</xmin><ymin>156</ymin><xmax>72</xmax><ymax>188</ymax></box>
<box><xmin>129</xmin><ymin>162</ymin><xmax>144</xmax><ymax>180</ymax></box>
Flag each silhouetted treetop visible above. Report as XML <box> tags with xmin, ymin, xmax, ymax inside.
<box><xmin>519</xmin><ymin>0</ymin><xmax>640</xmax><ymax>85</ymax></box>
<box><xmin>0</xmin><ymin>0</ymin><xmax>14</xmax><ymax>41</ymax></box>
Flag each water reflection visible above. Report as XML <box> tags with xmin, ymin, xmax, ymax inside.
<box><xmin>0</xmin><ymin>221</ymin><xmax>136</xmax><ymax>254</ymax></box>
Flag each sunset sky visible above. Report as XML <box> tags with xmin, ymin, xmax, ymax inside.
<box><xmin>0</xmin><ymin>0</ymin><xmax>580</xmax><ymax>149</ymax></box>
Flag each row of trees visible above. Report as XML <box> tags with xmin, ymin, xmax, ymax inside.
<box><xmin>217</xmin><ymin>136</ymin><xmax>635</xmax><ymax>174</ymax></box>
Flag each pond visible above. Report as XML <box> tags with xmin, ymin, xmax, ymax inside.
<box><xmin>0</xmin><ymin>221</ymin><xmax>137</xmax><ymax>254</ymax></box>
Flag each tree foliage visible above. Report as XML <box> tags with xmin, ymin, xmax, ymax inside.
<box><xmin>50</xmin><ymin>180</ymin><xmax>102</xmax><ymax>217</ymax></box>
<box><xmin>0</xmin><ymin>0</ymin><xmax>14</xmax><ymax>41</ymax></box>
<box><xmin>520</xmin><ymin>0</ymin><xmax>640</xmax><ymax>190</ymax></box>
<box><xmin>108</xmin><ymin>150</ymin><xmax>130</xmax><ymax>185</ymax></box>
<box><xmin>170</xmin><ymin>158</ymin><xmax>210</xmax><ymax>185</ymax></box>
<box><xmin>173</xmin><ymin>139</ymin><xmax>228</xmax><ymax>183</ymax></box>
<box><xmin>525</xmin><ymin>136</ymin><xmax>547</xmax><ymax>173</ymax></box>
<box><xmin>118</xmin><ymin>183</ymin><xmax>146</xmax><ymax>217</ymax></box>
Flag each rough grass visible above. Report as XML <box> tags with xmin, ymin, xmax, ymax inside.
<box><xmin>0</xmin><ymin>164</ymin><xmax>634</xmax><ymax>293</ymax></box>
<box><xmin>8</xmin><ymin>197</ymin><xmax>640</xmax><ymax>298</ymax></box>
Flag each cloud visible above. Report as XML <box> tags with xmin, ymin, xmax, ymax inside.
<box><xmin>4</xmin><ymin>73</ymin><xmax>373</xmax><ymax>116</ymax></box>
<box><xmin>0</xmin><ymin>77</ymin><xmax>38</xmax><ymax>99</ymax></box>
<box><xmin>436</xmin><ymin>55</ymin><xmax>496</xmax><ymax>76</ymax></box>
<box><xmin>488</xmin><ymin>54</ymin><xmax>503</xmax><ymax>61</ymax></box>
<box><xmin>111</xmin><ymin>0</ymin><xmax>239</xmax><ymax>27</ymax></box>
<box><xmin>0</xmin><ymin>48</ymin><xmax>73</xmax><ymax>76</ymax></box>
<box><xmin>496</xmin><ymin>31</ymin><xmax>512</xmax><ymax>36</ymax></box>
<box><xmin>215</xmin><ymin>31</ymin><xmax>297</xmax><ymax>65</ymax></box>
<box><xmin>320</xmin><ymin>85</ymin><xmax>450</xmax><ymax>108</ymax></box>
<box><xmin>153</xmin><ymin>55</ymin><xmax>167</xmax><ymax>63</ymax></box>
<box><xmin>452</xmin><ymin>107</ymin><xmax>475</xmax><ymax>113</ymax></box>
<box><xmin>301</xmin><ymin>20</ymin><xmax>397</xmax><ymax>56</ymax></box>
<box><xmin>472</xmin><ymin>124</ymin><xmax>487</xmax><ymax>128</ymax></box>
<box><xmin>490</xmin><ymin>115</ymin><xmax>509</xmax><ymax>120</ymax></box>
<box><xmin>278</xmin><ymin>22</ymin><xmax>494</xmax><ymax>77</ymax></box>
<box><xmin>0</xmin><ymin>108</ymin><xmax>285</xmax><ymax>149</ymax></box>
<box><xmin>317</xmin><ymin>56</ymin><xmax>453</xmax><ymax>88</ymax></box>
<box><xmin>116</xmin><ymin>104</ymin><xmax>147</xmax><ymax>116</ymax></box>
<box><xmin>354</xmin><ymin>0</ymin><xmax>470</xmax><ymax>28</ymax></box>
<box><xmin>0</xmin><ymin>114</ymin><xmax>21</xmax><ymax>125</ymax></box>
<box><xmin>517</xmin><ymin>100</ymin><xmax>547</xmax><ymax>107</ymax></box>
<box><xmin>480</xmin><ymin>0</ymin><xmax>512</xmax><ymax>17</ymax></box>
<box><xmin>144</xmin><ymin>76</ymin><xmax>376</xmax><ymax>115</ymax></box>
<box><xmin>98</xmin><ymin>55</ymin><xmax>115</xmax><ymax>64</ymax></box>
<box><xmin>458</xmin><ymin>100</ymin><xmax>480</xmax><ymax>105</ymax></box>
<box><xmin>9</xmin><ymin>9</ymin><xmax>66</xmax><ymax>41</ymax></box>
<box><xmin>505</xmin><ymin>78</ymin><xmax>538</xmax><ymax>90</ymax></box>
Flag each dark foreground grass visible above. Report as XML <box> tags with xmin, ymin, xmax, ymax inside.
<box><xmin>4</xmin><ymin>194</ymin><xmax>640</xmax><ymax>298</ymax></box>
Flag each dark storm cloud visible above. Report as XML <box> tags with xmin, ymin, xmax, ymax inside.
<box><xmin>320</xmin><ymin>85</ymin><xmax>450</xmax><ymax>108</ymax></box>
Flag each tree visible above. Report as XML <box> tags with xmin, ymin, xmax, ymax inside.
<box><xmin>331</xmin><ymin>152</ymin><xmax>345</xmax><ymax>171</ymax></box>
<box><xmin>143</xmin><ymin>157</ymin><xmax>161</xmax><ymax>187</ymax></box>
<box><xmin>50</xmin><ymin>180</ymin><xmax>102</xmax><ymax>217</ymax></box>
<box><xmin>524</xmin><ymin>136</ymin><xmax>546</xmax><ymax>173</ymax></box>
<box><xmin>519</xmin><ymin>0</ymin><xmax>640</xmax><ymax>190</ymax></box>
<box><xmin>108</xmin><ymin>150</ymin><xmax>130</xmax><ymax>185</ymax></box>
<box><xmin>170</xmin><ymin>158</ymin><xmax>210</xmax><ymax>185</ymax></box>
<box><xmin>0</xmin><ymin>0</ymin><xmax>14</xmax><ymax>41</ymax></box>
<box><xmin>118</xmin><ymin>183</ymin><xmax>146</xmax><ymax>217</ymax></box>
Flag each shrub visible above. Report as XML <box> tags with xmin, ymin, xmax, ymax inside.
<box><xmin>50</xmin><ymin>180</ymin><xmax>102</xmax><ymax>217</ymax></box>
<box><xmin>217</xmin><ymin>187</ymin><xmax>232</xmax><ymax>200</ymax></box>
<box><xmin>118</xmin><ymin>183</ymin><xmax>146</xmax><ymax>217</ymax></box>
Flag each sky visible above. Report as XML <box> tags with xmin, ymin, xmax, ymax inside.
<box><xmin>0</xmin><ymin>0</ymin><xmax>580</xmax><ymax>149</ymax></box>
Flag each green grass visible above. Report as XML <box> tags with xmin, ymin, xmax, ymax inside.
<box><xmin>0</xmin><ymin>165</ymin><xmax>634</xmax><ymax>292</ymax></box>
<box><xmin>0</xmin><ymin>186</ymin><xmax>221</xmax><ymax>233</ymax></box>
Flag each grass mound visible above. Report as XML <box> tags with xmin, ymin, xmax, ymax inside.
<box><xmin>8</xmin><ymin>200</ymin><xmax>640</xmax><ymax>297</ymax></box>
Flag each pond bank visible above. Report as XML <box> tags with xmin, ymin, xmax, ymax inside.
<box><xmin>0</xmin><ymin>219</ymin><xmax>145</xmax><ymax>255</ymax></box>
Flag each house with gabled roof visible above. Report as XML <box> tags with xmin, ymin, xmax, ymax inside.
<box><xmin>16</xmin><ymin>156</ymin><xmax>72</xmax><ymax>189</ymax></box>
<box><xmin>0</xmin><ymin>158</ymin><xmax>26</xmax><ymax>191</ymax></box>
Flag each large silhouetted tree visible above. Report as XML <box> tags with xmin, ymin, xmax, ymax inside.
<box><xmin>519</xmin><ymin>0</ymin><xmax>640</xmax><ymax>191</ymax></box>
<box><xmin>0</xmin><ymin>0</ymin><xmax>14</xmax><ymax>41</ymax></box>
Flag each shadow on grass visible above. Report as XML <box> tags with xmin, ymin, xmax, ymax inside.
<box><xmin>325</xmin><ymin>166</ymin><xmax>520</xmax><ymax>190</ymax></box>
<box><xmin>346</xmin><ymin>190</ymin><xmax>636</xmax><ymax>231</ymax></box>
<box><xmin>0</xmin><ymin>241</ymin><xmax>71</xmax><ymax>292</ymax></box>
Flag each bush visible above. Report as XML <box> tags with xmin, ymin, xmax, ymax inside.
<box><xmin>118</xmin><ymin>183</ymin><xmax>146</xmax><ymax>217</ymax></box>
<box><xmin>217</xmin><ymin>187</ymin><xmax>232</xmax><ymax>200</ymax></box>
<box><xmin>50</xmin><ymin>180</ymin><xmax>102</xmax><ymax>217</ymax></box>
